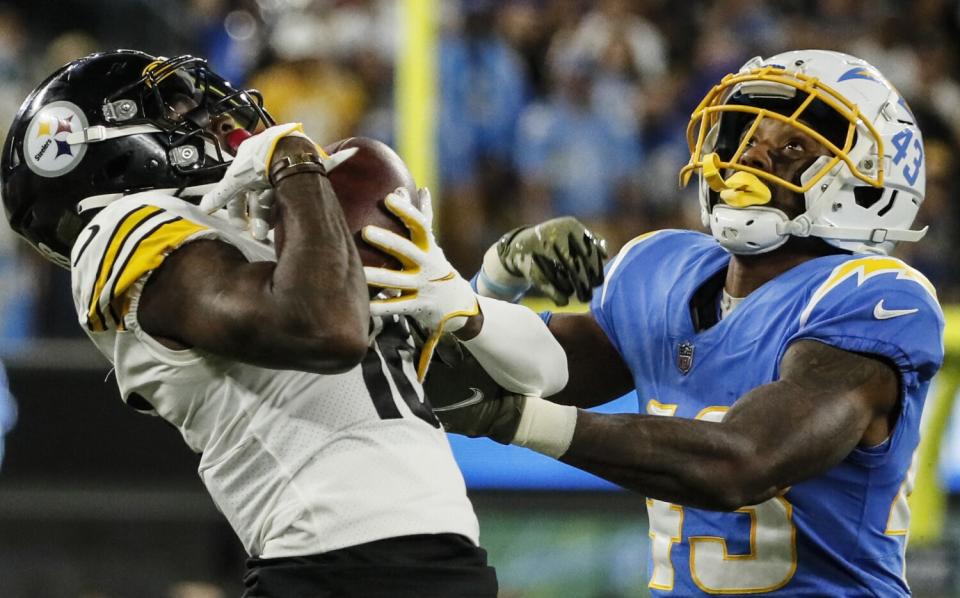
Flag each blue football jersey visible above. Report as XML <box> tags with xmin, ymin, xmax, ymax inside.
<box><xmin>589</xmin><ymin>230</ymin><xmax>944</xmax><ymax>596</ymax></box>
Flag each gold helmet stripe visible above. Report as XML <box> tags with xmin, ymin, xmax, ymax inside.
<box><xmin>142</xmin><ymin>57</ymin><xmax>184</xmax><ymax>87</ymax></box>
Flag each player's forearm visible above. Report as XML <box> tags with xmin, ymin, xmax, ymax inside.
<box><xmin>270</xmin><ymin>171</ymin><xmax>368</xmax><ymax>357</ymax></box>
<box><xmin>561</xmin><ymin>411</ymin><xmax>779</xmax><ymax>510</ymax></box>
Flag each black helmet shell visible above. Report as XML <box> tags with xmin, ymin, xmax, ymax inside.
<box><xmin>1</xmin><ymin>50</ymin><xmax>272</xmax><ymax>267</ymax></box>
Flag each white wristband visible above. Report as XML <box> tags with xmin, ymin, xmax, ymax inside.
<box><xmin>476</xmin><ymin>243</ymin><xmax>531</xmax><ymax>302</ymax></box>
<box><xmin>511</xmin><ymin>396</ymin><xmax>578</xmax><ymax>458</ymax></box>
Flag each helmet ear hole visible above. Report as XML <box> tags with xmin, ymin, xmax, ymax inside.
<box><xmin>853</xmin><ymin>186</ymin><xmax>883</xmax><ymax>209</ymax></box>
<box><xmin>55</xmin><ymin>211</ymin><xmax>84</xmax><ymax>247</ymax></box>
<box><xmin>877</xmin><ymin>190</ymin><xmax>898</xmax><ymax>217</ymax></box>
<box><xmin>18</xmin><ymin>206</ymin><xmax>34</xmax><ymax>230</ymax></box>
<box><xmin>103</xmin><ymin>152</ymin><xmax>132</xmax><ymax>181</ymax></box>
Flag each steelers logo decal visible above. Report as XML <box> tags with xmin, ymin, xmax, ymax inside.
<box><xmin>24</xmin><ymin>101</ymin><xmax>89</xmax><ymax>178</ymax></box>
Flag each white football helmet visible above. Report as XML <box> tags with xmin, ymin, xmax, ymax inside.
<box><xmin>679</xmin><ymin>49</ymin><xmax>927</xmax><ymax>255</ymax></box>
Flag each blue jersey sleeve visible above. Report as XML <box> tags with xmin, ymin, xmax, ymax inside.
<box><xmin>590</xmin><ymin>258</ymin><xmax>625</xmax><ymax>356</ymax></box>
<box><xmin>791</xmin><ymin>257</ymin><xmax>945</xmax><ymax>389</ymax></box>
<box><xmin>589</xmin><ymin>230</ymin><xmax>689</xmax><ymax>355</ymax></box>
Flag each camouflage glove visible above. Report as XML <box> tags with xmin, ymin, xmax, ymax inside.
<box><xmin>481</xmin><ymin>217</ymin><xmax>608</xmax><ymax>306</ymax></box>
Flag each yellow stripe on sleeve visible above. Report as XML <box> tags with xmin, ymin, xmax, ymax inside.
<box><xmin>799</xmin><ymin>256</ymin><xmax>938</xmax><ymax>327</ymax></box>
<box><xmin>108</xmin><ymin>218</ymin><xmax>209</xmax><ymax>323</ymax></box>
<box><xmin>87</xmin><ymin>206</ymin><xmax>163</xmax><ymax>331</ymax></box>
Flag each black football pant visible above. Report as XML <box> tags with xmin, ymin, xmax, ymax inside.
<box><xmin>242</xmin><ymin>533</ymin><xmax>498</xmax><ymax>598</ymax></box>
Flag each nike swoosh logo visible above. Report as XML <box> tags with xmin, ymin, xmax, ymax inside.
<box><xmin>873</xmin><ymin>300</ymin><xmax>918</xmax><ymax>320</ymax></box>
<box><xmin>432</xmin><ymin>387</ymin><xmax>484</xmax><ymax>412</ymax></box>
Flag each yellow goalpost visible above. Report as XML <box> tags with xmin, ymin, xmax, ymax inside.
<box><xmin>396</xmin><ymin>0</ymin><xmax>439</xmax><ymax>200</ymax></box>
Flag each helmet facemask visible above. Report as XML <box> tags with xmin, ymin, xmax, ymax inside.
<box><xmin>100</xmin><ymin>55</ymin><xmax>273</xmax><ymax>185</ymax></box>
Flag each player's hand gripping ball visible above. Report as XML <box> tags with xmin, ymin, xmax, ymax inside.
<box><xmin>202</xmin><ymin>132</ymin><xmax>415</xmax><ymax>266</ymax></box>
<box><xmin>362</xmin><ymin>187</ymin><xmax>480</xmax><ymax>381</ymax></box>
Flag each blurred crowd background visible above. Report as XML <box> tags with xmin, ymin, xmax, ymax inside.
<box><xmin>2</xmin><ymin>1</ymin><xmax>960</xmax><ymax>596</ymax></box>
<box><xmin>0</xmin><ymin>0</ymin><xmax>959</xmax><ymax>347</ymax></box>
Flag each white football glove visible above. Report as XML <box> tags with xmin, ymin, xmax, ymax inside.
<box><xmin>362</xmin><ymin>187</ymin><xmax>479</xmax><ymax>381</ymax></box>
<box><xmin>200</xmin><ymin>123</ymin><xmax>357</xmax><ymax>241</ymax></box>
<box><xmin>199</xmin><ymin>122</ymin><xmax>305</xmax><ymax>213</ymax></box>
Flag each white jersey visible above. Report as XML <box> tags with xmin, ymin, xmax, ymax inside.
<box><xmin>70</xmin><ymin>192</ymin><xmax>479</xmax><ymax>558</ymax></box>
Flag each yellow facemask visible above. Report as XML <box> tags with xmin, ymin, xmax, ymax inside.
<box><xmin>679</xmin><ymin>65</ymin><xmax>885</xmax><ymax>199</ymax></box>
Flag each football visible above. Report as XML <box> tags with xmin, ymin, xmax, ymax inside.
<box><xmin>323</xmin><ymin>137</ymin><xmax>416</xmax><ymax>269</ymax></box>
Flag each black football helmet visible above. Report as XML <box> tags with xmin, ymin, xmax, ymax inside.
<box><xmin>1</xmin><ymin>49</ymin><xmax>274</xmax><ymax>267</ymax></box>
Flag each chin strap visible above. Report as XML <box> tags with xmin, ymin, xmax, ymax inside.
<box><xmin>710</xmin><ymin>204</ymin><xmax>929</xmax><ymax>256</ymax></box>
<box><xmin>703</xmin><ymin>149</ymin><xmax>928</xmax><ymax>250</ymax></box>
<box><xmin>777</xmin><ymin>216</ymin><xmax>929</xmax><ymax>243</ymax></box>
<box><xmin>63</xmin><ymin>124</ymin><xmax>161</xmax><ymax>145</ymax></box>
